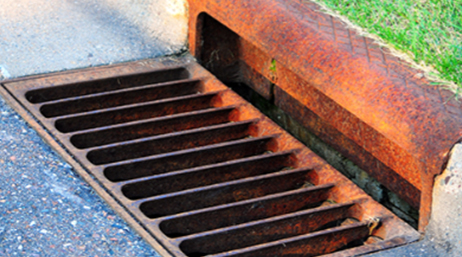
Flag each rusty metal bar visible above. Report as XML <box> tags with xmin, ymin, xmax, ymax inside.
<box><xmin>174</xmin><ymin>203</ymin><xmax>355</xmax><ymax>254</ymax></box>
<box><xmin>86</xmin><ymin>119</ymin><xmax>256</xmax><ymax>164</ymax></box>
<box><xmin>142</xmin><ymin>183</ymin><xmax>334</xmax><ymax>221</ymax></box>
<box><xmin>135</xmin><ymin>167</ymin><xmax>315</xmax><ymax>217</ymax></box>
<box><xmin>54</xmin><ymin>92</ymin><xmax>220</xmax><ymax>132</ymax></box>
<box><xmin>69</xmin><ymin>107</ymin><xmax>236</xmax><ymax>148</ymax></box>
<box><xmin>102</xmin><ymin>135</ymin><xmax>274</xmax><ymax>181</ymax></box>
<box><xmin>119</xmin><ymin>150</ymin><xmax>292</xmax><ymax>198</ymax></box>
<box><xmin>206</xmin><ymin>222</ymin><xmax>371</xmax><ymax>257</ymax></box>
<box><xmin>168</xmin><ymin>202</ymin><xmax>353</xmax><ymax>239</ymax></box>
<box><xmin>25</xmin><ymin>67</ymin><xmax>190</xmax><ymax>103</ymax></box>
<box><xmin>39</xmin><ymin>79</ymin><xmax>201</xmax><ymax>117</ymax></box>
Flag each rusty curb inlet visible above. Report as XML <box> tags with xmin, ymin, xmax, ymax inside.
<box><xmin>187</xmin><ymin>0</ymin><xmax>462</xmax><ymax>232</ymax></box>
<box><xmin>1</xmin><ymin>56</ymin><xmax>418</xmax><ymax>256</ymax></box>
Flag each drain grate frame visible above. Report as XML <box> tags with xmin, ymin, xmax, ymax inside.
<box><xmin>1</xmin><ymin>57</ymin><xmax>419</xmax><ymax>256</ymax></box>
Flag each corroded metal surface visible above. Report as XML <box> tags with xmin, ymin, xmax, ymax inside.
<box><xmin>2</xmin><ymin>57</ymin><xmax>418</xmax><ymax>256</ymax></box>
<box><xmin>187</xmin><ymin>0</ymin><xmax>462</xmax><ymax>230</ymax></box>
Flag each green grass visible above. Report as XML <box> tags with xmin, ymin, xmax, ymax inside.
<box><xmin>314</xmin><ymin>0</ymin><xmax>462</xmax><ymax>91</ymax></box>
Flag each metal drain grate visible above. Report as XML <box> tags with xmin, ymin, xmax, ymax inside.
<box><xmin>1</xmin><ymin>57</ymin><xmax>419</xmax><ymax>256</ymax></box>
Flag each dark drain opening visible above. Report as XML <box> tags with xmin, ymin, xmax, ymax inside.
<box><xmin>70</xmin><ymin>107</ymin><xmax>236</xmax><ymax>149</ymax></box>
<box><xmin>103</xmin><ymin>136</ymin><xmax>274</xmax><ymax>182</ymax></box>
<box><xmin>25</xmin><ymin>67</ymin><xmax>189</xmax><ymax>103</ymax></box>
<box><xmin>162</xmin><ymin>201</ymin><xmax>351</xmax><ymax>238</ymax></box>
<box><xmin>86</xmin><ymin>119</ymin><xmax>255</xmax><ymax>165</ymax></box>
<box><xmin>228</xmin><ymin>82</ymin><xmax>420</xmax><ymax>229</ymax></box>
<box><xmin>120</xmin><ymin>151</ymin><xmax>292</xmax><ymax>199</ymax></box>
<box><xmin>203</xmin><ymin>223</ymin><xmax>371</xmax><ymax>257</ymax></box>
<box><xmin>54</xmin><ymin>92</ymin><xmax>218</xmax><ymax>132</ymax></box>
<box><xmin>2</xmin><ymin>58</ymin><xmax>419</xmax><ymax>256</ymax></box>
<box><xmin>178</xmin><ymin>203</ymin><xmax>355</xmax><ymax>256</ymax></box>
<box><xmin>138</xmin><ymin>168</ymin><xmax>315</xmax><ymax>218</ymax></box>
<box><xmin>156</xmin><ymin>186</ymin><xmax>331</xmax><ymax>238</ymax></box>
<box><xmin>40</xmin><ymin>79</ymin><xmax>202</xmax><ymax>117</ymax></box>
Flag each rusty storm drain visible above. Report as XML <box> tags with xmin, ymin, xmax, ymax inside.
<box><xmin>1</xmin><ymin>58</ymin><xmax>419</xmax><ymax>256</ymax></box>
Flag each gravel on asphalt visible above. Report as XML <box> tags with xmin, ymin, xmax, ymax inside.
<box><xmin>0</xmin><ymin>95</ymin><xmax>160</xmax><ymax>256</ymax></box>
